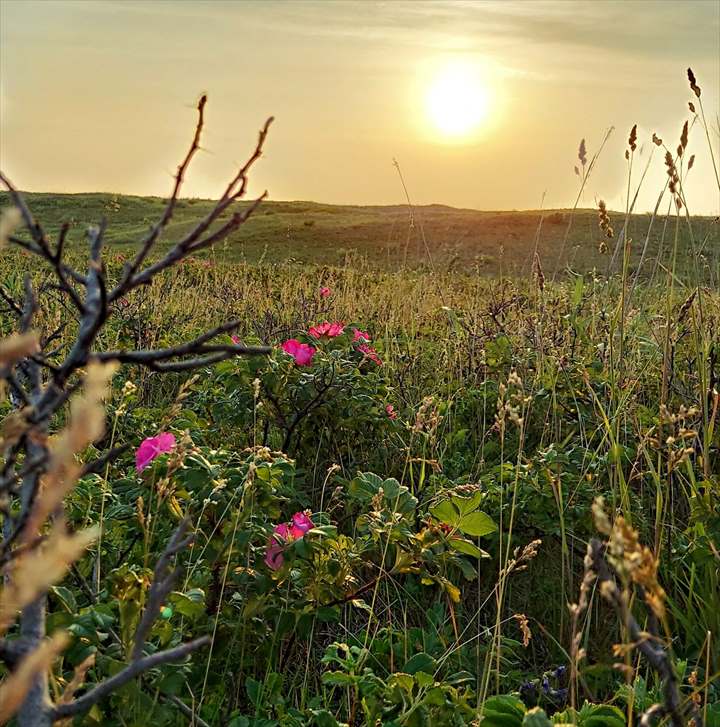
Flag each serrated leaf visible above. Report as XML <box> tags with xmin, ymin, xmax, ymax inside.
<box><xmin>429</xmin><ymin>499</ymin><xmax>460</xmax><ymax>526</ymax></box>
<box><xmin>451</xmin><ymin>491</ymin><xmax>483</xmax><ymax>515</ymax></box>
<box><xmin>457</xmin><ymin>511</ymin><xmax>497</xmax><ymax>537</ymax></box>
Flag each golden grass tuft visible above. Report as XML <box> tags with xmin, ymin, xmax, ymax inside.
<box><xmin>0</xmin><ymin>632</ymin><xmax>70</xmax><ymax>725</ymax></box>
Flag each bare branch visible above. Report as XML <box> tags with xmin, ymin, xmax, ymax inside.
<box><xmin>0</xmin><ymin>284</ymin><xmax>23</xmax><ymax>317</ymax></box>
<box><xmin>116</xmin><ymin>95</ymin><xmax>208</xmax><ymax>291</ymax></box>
<box><xmin>1</xmin><ymin>95</ymin><xmax>271</xmax><ymax>726</ymax></box>
<box><xmin>79</xmin><ymin>444</ymin><xmax>130</xmax><ymax>478</ymax></box>
<box><xmin>94</xmin><ymin>319</ymin><xmax>270</xmax><ymax>370</ymax></box>
<box><xmin>165</xmin><ymin>695</ymin><xmax>211</xmax><ymax>727</ymax></box>
<box><xmin>51</xmin><ymin>636</ymin><xmax>211</xmax><ymax>720</ymax></box>
<box><xmin>110</xmin><ymin>116</ymin><xmax>273</xmax><ymax>298</ymax></box>
<box><xmin>132</xmin><ymin>519</ymin><xmax>193</xmax><ymax>660</ymax></box>
<box><xmin>0</xmin><ymin>171</ymin><xmax>52</xmax><ymax>255</ymax></box>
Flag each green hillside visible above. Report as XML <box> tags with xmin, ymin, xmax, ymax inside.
<box><xmin>1</xmin><ymin>191</ymin><xmax>717</xmax><ymax>277</ymax></box>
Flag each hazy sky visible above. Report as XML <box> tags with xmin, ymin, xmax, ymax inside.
<box><xmin>1</xmin><ymin>0</ymin><xmax>719</xmax><ymax>213</ymax></box>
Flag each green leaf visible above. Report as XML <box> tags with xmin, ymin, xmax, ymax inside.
<box><xmin>423</xmin><ymin>686</ymin><xmax>446</xmax><ymax>706</ymax></box>
<box><xmin>311</xmin><ymin>710</ymin><xmax>340</xmax><ymax>727</ymax></box>
<box><xmin>403</xmin><ymin>652</ymin><xmax>436</xmax><ymax>675</ymax></box>
<box><xmin>321</xmin><ymin>670</ymin><xmax>356</xmax><ymax>686</ymax></box>
<box><xmin>388</xmin><ymin>673</ymin><xmax>414</xmax><ymax>693</ymax></box>
<box><xmin>523</xmin><ymin>708</ymin><xmax>552</xmax><ymax>727</ymax></box>
<box><xmin>50</xmin><ymin>585</ymin><xmax>77</xmax><ymax>613</ymax></box>
<box><xmin>457</xmin><ymin>511</ymin><xmax>497</xmax><ymax>537</ymax></box>
<box><xmin>429</xmin><ymin>499</ymin><xmax>460</xmax><ymax>526</ymax></box>
<box><xmin>551</xmin><ymin>703</ymin><xmax>626</xmax><ymax>726</ymax></box>
<box><xmin>449</xmin><ymin>537</ymin><xmax>490</xmax><ymax>559</ymax></box>
<box><xmin>480</xmin><ymin>695</ymin><xmax>526</xmax><ymax>727</ymax></box>
<box><xmin>415</xmin><ymin>671</ymin><xmax>434</xmax><ymax>688</ymax></box>
<box><xmin>451</xmin><ymin>491</ymin><xmax>483</xmax><ymax>515</ymax></box>
<box><xmin>169</xmin><ymin>589</ymin><xmax>205</xmax><ymax>619</ymax></box>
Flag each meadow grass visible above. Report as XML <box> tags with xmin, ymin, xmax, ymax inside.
<box><xmin>1</xmin><ymin>236</ymin><xmax>718</xmax><ymax>723</ymax></box>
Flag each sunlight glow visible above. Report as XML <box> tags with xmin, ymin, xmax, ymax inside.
<box><xmin>425</xmin><ymin>62</ymin><xmax>489</xmax><ymax>141</ymax></box>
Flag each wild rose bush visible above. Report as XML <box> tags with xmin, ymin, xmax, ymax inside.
<box><xmin>196</xmin><ymin>321</ymin><xmax>395</xmax><ymax>472</ymax></box>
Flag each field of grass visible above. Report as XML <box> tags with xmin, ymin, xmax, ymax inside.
<box><xmin>2</xmin><ymin>191</ymin><xmax>717</xmax><ymax>278</ymax></box>
<box><xmin>1</xmin><ymin>223</ymin><xmax>719</xmax><ymax>724</ymax></box>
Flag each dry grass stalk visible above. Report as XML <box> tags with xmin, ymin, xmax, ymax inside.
<box><xmin>592</xmin><ymin>497</ymin><xmax>666</xmax><ymax>619</ymax></box>
<box><xmin>0</xmin><ymin>332</ymin><xmax>40</xmax><ymax>368</ymax></box>
<box><xmin>568</xmin><ymin>543</ymin><xmax>596</xmax><ymax>708</ymax></box>
<box><xmin>0</xmin><ymin>526</ymin><xmax>98</xmax><ymax>636</ymax></box>
<box><xmin>532</xmin><ymin>252</ymin><xmax>545</xmax><ymax>291</ymax></box>
<box><xmin>0</xmin><ymin>207</ymin><xmax>22</xmax><ymax>249</ymax></box>
<box><xmin>0</xmin><ymin>631</ymin><xmax>69</xmax><ymax>724</ymax></box>
<box><xmin>56</xmin><ymin>653</ymin><xmax>96</xmax><ymax>708</ymax></box>
<box><xmin>22</xmin><ymin>362</ymin><xmax>117</xmax><ymax>540</ymax></box>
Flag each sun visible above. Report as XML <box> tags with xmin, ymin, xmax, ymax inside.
<box><xmin>425</xmin><ymin>62</ymin><xmax>489</xmax><ymax>140</ymax></box>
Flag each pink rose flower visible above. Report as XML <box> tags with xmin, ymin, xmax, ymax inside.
<box><xmin>358</xmin><ymin>343</ymin><xmax>382</xmax><ymax>366</ymax></box>
<box><xmin>135</xmin><ymin>432</ymin><xmax>176</xmax><ymax>472</ymax></box>
<box><xmin>265</xmin><ymin>512</ymin><xmax>315</xmax><ymax>570</ymax></box>
<box><xmin>281</xmin><ymin>339</ymin><xmax>317</xmax><ymax>366</ymax></box>
<box><xmin>290</xmin><ymin>511</ymin><xmax>314</xmax><ymax>538</ymax></box>
<box><xmin>386</xmin><ymin>404</ymin><xmax>397</xmax><ymax>420</ymax></box>
<box><xmin>352</xmin><ymin>328</ymin><xmax>371</xmax><ymax>343</ymax></box>
<box><xmin>231</xmin><ymin>335</ymin><xmax>241</xmax><ymax>345</ymax></box>
<box><xmin>308</xmin><ymin>321</ymin><xmax>345</xmax><ymax>339</ymax></box>
<box><xmin>319</xmin><ymin>286</ymin><xmax>331</xmax><ymax>298</ymax></box>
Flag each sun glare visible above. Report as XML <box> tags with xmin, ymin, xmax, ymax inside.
<box><xmin>425</xmin><ymin>62</ymin><xmax>489</xmax><ymax>141</ymax></box>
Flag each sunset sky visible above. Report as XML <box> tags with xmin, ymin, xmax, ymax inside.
<box><xmin>1</xmin><ymin>0</ymin><xmax>719</xmax><ymax>214</ymax></box>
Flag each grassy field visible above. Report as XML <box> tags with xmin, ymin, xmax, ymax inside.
<box><xmin>2</xmin><ymin>140</ymin><xmax>720</xmax><ymax>724</ymax></box>
<box><xmin>2</xmin><ymin>191</ymin><xmax>717</xmax><ymax>278</ymax></box>
<box><xmin>1</xmin><ymin>217</ymin><xmax>719</xmax><ymax>723</ymax></box>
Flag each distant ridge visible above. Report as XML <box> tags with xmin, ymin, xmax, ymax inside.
<box><xmin>1</xmin><ymin>191</ymin><xmax>716</xmax><ymax>277</ymax></box>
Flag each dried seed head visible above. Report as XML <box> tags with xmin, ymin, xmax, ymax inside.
<box><xmin>689</xmin><ymin>101</ymin><xmax>696</xmax><ymax>114</ymax></box>
<box><xmin>514</xmin><ymin>613</ymin><xmax>532</xmax><ymax>647</ymax></box>
<box><xmin>598</xmin><ymin>200</ymin><xmax>614</xmax><ymax>238</ymax></box>
<box><xmin>664</xmin><ymin>152</ymin><xmax>682</xmax><ymax>208</ymax></box>
<box><xmin>628</xmin><ymin>124</ymin><xmax>637</xmax><ymax>152</ymax></box>
<box><xmin>680</xmin><ymin>120</ymin><xmax>688</xmax><ymax>151</ymax></box>
<box><xmin>678</xmin><ymin>289</ymin><xmax>697</xmax><ymax>322</ymax></box>
<box><xmin>652</xmin><ymin>133</ymin><xmax>662</xmax><ymax>146</ymax></box>
<box><xmin>578</xmin><ymin>138</ymin><xmax>587</xmax><ymax>166</ymax></box>
<box><xmin>688</xmin><ymin>154</ymin><xmax>695</xmax><ymax>171</ymax></box>
<box><xmin>687</xmin><ymin>67</ymin><xmax>701</xmax><ymax>98</ymax></box>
